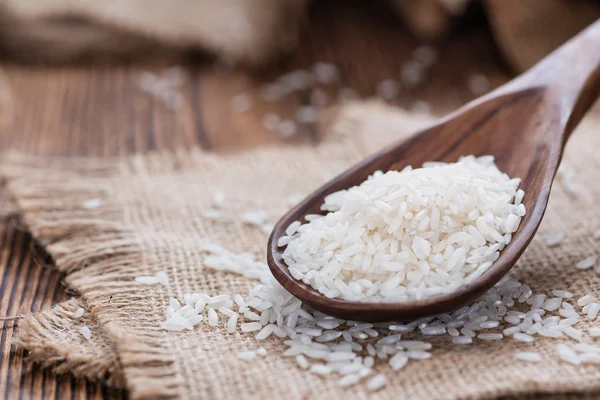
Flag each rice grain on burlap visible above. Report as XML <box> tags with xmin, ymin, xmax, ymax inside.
<box><xmin>3</xmin><ymin>101</ymin><xmax>600</xmax><ymax>399</ymax></box>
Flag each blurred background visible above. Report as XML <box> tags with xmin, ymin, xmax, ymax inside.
<box><xmin>1</xmin><ymin>0</ymin><xmax>600</xmax><ymax>398</ymax></box>
<box><xmin>0</xmin><ymin>0</ymin><xmax>599</xmax><ymax>155</ymax></box>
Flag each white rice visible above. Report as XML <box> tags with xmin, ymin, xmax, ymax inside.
<box><xmin>241</xmin><ymin>322</ymin><xmax>262</xmax><ymax>333</ymax></box>
<box><xmin>542</xmin><ymin>298</ymin><xmax>562</xmax><ymax>311</ymax></box>
<box><xmin>513</xmin><ymin>352</ymin><xmax>542</xmax><ymax>362</ymax></box>
<box><xmin>280</xmin><ymin>155</ymin><xmax>524</xmax><ymax>302</ymax></box>
<box><xmin>231</xmin><ymin>94</ymin><xmax>252</xmax><ymax>113</ymax></box>
<box><xmin>81</xmin><ymin>198</ymin><xmax>103</xmax><ymax>210</ymax></box>
<box><xmin>563</xmin><ymin>326</ymin><xmax>583</xmax><ymax>341</ymax></box>
<box><xmin>389</xmin><ymin>352</ymin><xmax>409</xmax><ymax>370</ymax></box>
<box><xmin>278</xmin><ymin>120</ymin><xmax>297</xmax><ymax>138</ymax></box>
<box><xmin>296</xmin><ymin>106</ymin><xmax>317</xmax><ymax>124</ymax></box>
<box><xmin>296</xmin><ymin>355</ymin><xmax>310</xmax><ymax>369</ymax></box>
<box><xmin>160</xmin><ymin>91</ymin><xmax>183</xmax><ymax>110</ymax></box>
<box><xmin>556</xmin><ymin>344</ymin><xmax>579</xmax><ymax>365</ymax></box>
<box><xmin>478</xmin><ymin>333</ymin><xmax>503</xmax><ymax>341</ymax></box>
<box><xmin>589</xmin><ymin>327</ymin><xmax>600</xmax><ymax>337</ymax></box>
<box><xmin>467</xmin><ymin>73</ymin><xmax>490</xmax><ymax>95</ymax></box>
<box><xmin>409</xmin><ymin>101</ymin><xmax>431</xmax><ymax>115</ymax></box>
<box><xmin>578</xmin><ymin>294</ymin><xmax>596</xmax><ymax>306</ymax></box>
<box><xmin>412</xmin><ymin>46</ymin><xmax>438</xmax><ymax>67</ymax></box>
<box><xmin>557</xmin><ymin>166</ymin><xmax>579</xmax><ymax>198</ymax></box>
<box><xmin>237</xmin><ymin>351</ymin><xmax>256</xmax><ymax>361</ymax></box>
<box><xmin>311</xmin><ymin>364</ymin><xmax>333</xmax><ymax>375</ymax></box>
<box><xmin>257</xmin><ymin>347</ymin><xmax>268</xmax><ymax>356</ymax></box>
<box><xmin>287</xmin><ymin>193</ymin><xmax>305</xmax><ymax>207</ymax></box>
<box><xmin>313</xmin><ymin>62</ymin><xmax>339</xmax><ymax>84</ymax></box>
<box><xmin>233</xmin><ymin>294</ymin><xmax>245</xmax><ymax>306</ymax></box>
<box><xmin>551</xmin><ymin>289</ymin><xmax>573</xmax><ymax>298</ymax></box>
<box><xmin>135</xmin><ymin>276</ymin><xmax>160</xmax><ymax>285</ymax></box>
<box><xmin>137</xmin><ymin>69</ymin><xmax>184</xmax><ymax>110</ymax></box>
<box><xmin>545</xmin><ymin>233</ymin><xmax>565</xmax><ymax>247</ymax></box>
<box><xmin>375</xmin><ymin>80</ymin><xmax>399</xmax><ymax>101</ymax></box>
<box><xmin>212</xmin><ymin>190</ymin><xmax>226</xmax><ymax>209</ymax></box>
<box><xmin>400</xmin><ymin>61</ymin><xmax>423</xmax><ymax>87</ymax></box>
<box><xmin>262</xmin><ymin>113</ymin><xmax>281</xmax><ymax>131</ymax></box>
<box><xmin>338</xmin><ymin>374</ymin><xmax>361</xmax><ymax>388</ymax></box>
<box><xmin>208</xmin><ymin>309</ymin><xmax>219</xmax><ymax>326</ymax></box>
<box><xmin>277</xmin><ymin>70</ymin><xmax>312</xmax><ymax>91</ymax></box>
<box><xmin>260</xmin><ymin>83</ymin><xmax>289</xmax><ymax>102</ymax></box>
<box><xmin>227</xmin><ymin>315</ymin><xmax>238</xmax><ymax>333</ymax></box>
<box><xmin>156</xmin><ymin>271</ymin><xmax>169</xmax><ymax>286</ymax></box>
<box><xmin>406</xmin><ymin>350</ymin><xmax>431</xmax><ymax>360</ymax></box>
<box><xmin>337</xmin><ymin>88</ymin><xmax>360</xmax><ymax>103</ymax></box>
<box><xmin>74</xmin><ymin>307</ymin><xmax>84</xmax><ymax>319</ymax></box>
<box><xmin>513</xmin><ymin>332</ymin><xmax>535</xmax><ymax>342</ymax></box>
<box><xmin>576</xmin><ymin>256</ymin><xmax>596</xmax><ymax>270</ymax></box>
<box><xmin>587</xmin><ymin>303</ymin><xmax>600</xmax><ymax>320</ymax></box>
<box><xmin>256</xmin><ymin>324</ymin><xmax>275</xmax><ymax>340</ymax></box>
<box><xmin>241</xmin><ymin>211</ymin><xmax>270</xmax><ymax>228</ymax></box>
<box><xmin>80</xmin><ymin>326</ymin><xmax>92</xmax><ymax>341</ymax></box>
<box><xmin>202</xmin><ymin>209</ymin><xmax>222</xmax><ymax>220</ymax></box>
<box><xmin>366</xmin><ymin>374</ymin><xmax>386</xmax><ymax>391</ymax></box>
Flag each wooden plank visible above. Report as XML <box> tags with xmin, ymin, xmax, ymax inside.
<box><xmin>0</xmin><ymin>63</ymin><xmax>203</xmax><ymax>157</ymax></box>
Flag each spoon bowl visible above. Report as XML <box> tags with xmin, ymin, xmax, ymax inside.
<box><xmin>268</xmin><ymin>19</ymin><xmax>600</xmax><ymax>321</ymax></box>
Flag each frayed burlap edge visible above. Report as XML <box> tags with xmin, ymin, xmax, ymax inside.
<box><xmin>1</xmin><ymin>155</ymin><xmax>123</xmax><ymax>386</ymax></box>
<box><xmin>14</xmin><ymin>298</ymin><xmax>125</xmax><ymax>387</ymax></box>
<box><xmin>4</xmin><ymin>176</ymin><xmax>176</xmax><ymax>398</ymax></box>
<box><xmin>0</xmin><ymin>152</ymin><xmax>174</xmax><ymax>397</ymax></box>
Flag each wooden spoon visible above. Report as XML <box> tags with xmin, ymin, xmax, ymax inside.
<box><xmin>267</xmin><ymin>19</ymin><xmax>600</xmax><ymax>322</ymax></box>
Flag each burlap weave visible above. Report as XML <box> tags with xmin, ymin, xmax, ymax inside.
<box><xmin>3</xmin><ymin>101</ymin><xmax>600</xmax><ymax>399</ymax></box>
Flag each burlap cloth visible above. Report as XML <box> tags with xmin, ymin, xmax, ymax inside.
<box><xmin>2</xmin><ymin>101</ymin><xmax>600</xmax><ymax>399</ymax></box>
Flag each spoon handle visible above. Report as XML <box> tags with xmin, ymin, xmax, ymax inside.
<box><xmin>503</xmin><ymin>18</ymin><xmax>600</xmax><ymax>139</ymax></box>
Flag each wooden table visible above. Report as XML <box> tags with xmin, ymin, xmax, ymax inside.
<box><xmin>0</xmin><ymin>2</ymin><xmax>509</xmax><ymax>398</ymax></box>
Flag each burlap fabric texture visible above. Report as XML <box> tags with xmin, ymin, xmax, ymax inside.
<box><xmin>3</xmin><ymin>101</ymin><xmax>600</xmax><ymax>399</ymax></box>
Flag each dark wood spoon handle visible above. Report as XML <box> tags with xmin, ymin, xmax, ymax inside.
<box><xmin>502</xmin><ymin>18</ymin><xmax>600</xmax><ymax>140</ymax></box>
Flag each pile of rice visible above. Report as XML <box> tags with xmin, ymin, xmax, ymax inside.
<box><xmin>278</xmin><ymin>155</ymin><xmax>525</xmax><ymax>302</ymax></box>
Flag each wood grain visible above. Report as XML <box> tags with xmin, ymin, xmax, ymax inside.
<box><xmin>0</xmin><ymin>1</ymin><xmax>510</xmax><ymax>398</ymax></box>
<box><xmin>267</xmin><ymin>18</ymin><xmax>600</xmax><ymax>322</ymax></box>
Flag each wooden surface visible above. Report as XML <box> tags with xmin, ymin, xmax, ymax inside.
<box><xmin>0</xmin><ymin>2</ymin><xmax>510</xmax><ymax>399</ymax></box>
